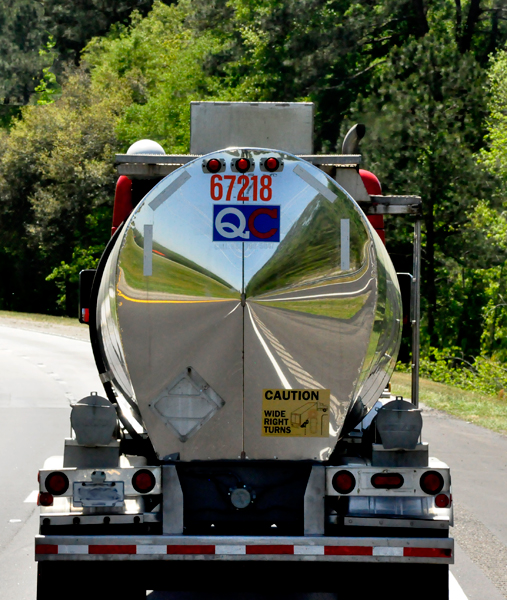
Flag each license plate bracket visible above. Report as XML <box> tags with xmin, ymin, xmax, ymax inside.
<box><xmin>73</xmin><ymin>481</ymin><xmax>125</xmax><ymax>507</ymax></box>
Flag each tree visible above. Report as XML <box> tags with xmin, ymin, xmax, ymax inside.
<box><xmin>84</xmin><ymin>1</ymin><xmax>221</xmax><ymax>153</ymax></box>
<box><xmin>0</xmin><ymin>0</ymin><xmax>47</xmax><ymax>105</ymax></box>
<box><xmin>0</xmin><ymin>69</ymin><xmax>121</xmax><ymax>314</ymax></box>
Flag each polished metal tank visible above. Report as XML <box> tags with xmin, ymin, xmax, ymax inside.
<box><xmin>95</xmin><ymin>149</ymin><xmax>402</xmax><ymax>461</ymax></box>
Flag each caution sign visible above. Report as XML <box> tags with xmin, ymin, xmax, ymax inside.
<box><xmin>262</xmin><ymin>389</ymin><xmax>330</xmax><ymax>437</ymax></box>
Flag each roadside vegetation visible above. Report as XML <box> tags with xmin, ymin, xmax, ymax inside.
<box><xmin>392</xmin><ymin>372</ymin><xmax>507</xmax><ymax>435</ymax></box>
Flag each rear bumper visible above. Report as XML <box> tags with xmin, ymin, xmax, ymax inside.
<box><xmin>35</xmin><ymin>534</ymin><xmax>453</xmax><ymax>564</ymax></box>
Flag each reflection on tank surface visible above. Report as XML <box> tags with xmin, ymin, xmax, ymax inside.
<box><xmin>243</xmin><ymin>171</ymin><xmax>380</xmax><ymax>460</ymax></box>
<box><xmin>95</xmin><ymin>148</ymin><xmax>402</xmax><ymax>462</ymax></box>
<box><xmin>119</xmin><ymin>228</ymin><xmax>240</xmax><ymax>301</ymax></box>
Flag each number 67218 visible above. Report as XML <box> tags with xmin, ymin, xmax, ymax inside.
<box><xmin>210</xmin><ymin>174</ymin><xmax>273</xmax><ymax>202</ymax></box>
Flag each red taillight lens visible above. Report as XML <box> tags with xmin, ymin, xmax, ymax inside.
<box><xmin>38</xmin><ymin>492</ymin><xmax>54</xmax><ymax>507</ymax></box>
<box><xmin>265</xmin><ymin>157</ymin><xmax>279</xmax><ymax>172</ymax></box>
<box><xmin>371</xmin><ymin>473</ymin><xmax>404</xmax><ymax>489</ymax></box>
<box><xmin>206</xmin><ymin>158</ymin><xmax>221</xmax><ymax>173</ymax></box>
<box><xmin>236</xmin><ymin>158</ymin><xmax>250</xmax><ymax>172</ymax></box>
<box><xmin>132</xmin><ymin>469</ymin><xmax>156</xmax><ymax>494</ymax></box>
<box><xmin>435</xmin><ymin>493</ymin><xmax>450</xmax><ymax>508</ymax></box>
<box><xmin>45</xmin><ymin>472</ymin><xmax>69</xmax><ymax>495</ymax></box>
<box><xmin>420</xmin><ymin>470</ymin><xmax>444</xmax><ymax>495</ymax></box>
<box><xmin>331</xmin><ymin>470</ymin><xmax>356</xmax><ymax>494</ymax></box>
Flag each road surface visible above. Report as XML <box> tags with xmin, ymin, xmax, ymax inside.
<box><xmin>0</xmin><ymin>322</ymin><xmax>506</xmax><ymax>599</ymax></box>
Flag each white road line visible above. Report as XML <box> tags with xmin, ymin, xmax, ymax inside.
<box><xmin>450</xmin><ymin>572</ymin><xmax>469</xmax><ymax>599</ymax></box>
<box><xmin>224</xmin><ymin>302</ymin><xmax>241</xmax><ymax>317</ymax></box>
<box><xmin>247</xmin><ymin>305</ymin><xmax>291</xmax><ymax>390</ymax></box>
<box><xmin>255</xmin><ymin>277</ymin><xmax>374</xmax><ymax>302</ymax></box>
<box><xmin>24</xmin><ymin>490</ymin><xmax>38</xmax><ymax>503</ymax></box>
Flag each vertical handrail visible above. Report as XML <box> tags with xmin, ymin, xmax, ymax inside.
<box><xmin>411</xmin><ymin>219</ymin><xmax>422</xmax><ymax>408</ymax></box>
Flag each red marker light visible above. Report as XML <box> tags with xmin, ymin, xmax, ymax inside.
<box><xmin>331</xmin><ymin>470</ymin><xmax>356</xmax><ymax>494</ymax></box>
<box><xmin>132</xmin><ymin>469</ymin><xmax>156</xmax><ymax>494</ymax></box>
<box><xmin>206</xmin><ymin>159</ymin><xmax>222</xmax><ymax>173</ymax></box>
<box><xmin>236</xmin><ymin>158</ymin><xmax>250</xmax><ymax>172</ymax></box>
<box><xmin>435</xmin><ymin>493</ymin><xmax>450</xmax><ymax>508</ymax></box>
<box><xmin>371</xmin><ymin>473</ymin><xmax>404</xmax><ymax>489</ymax></box>
<box><xmin>265</xmin><ymin>157</ymin><xmax>279</xmax><ymax>172</ymax></box>
<box><xmin>420</xmin><ymin>471</ymin><xmax>444</xmax><ymax>495</ymax></box>
<box><xmin>45</xmin><ymin>472</ymin><xmax>69</xmax><ymax>495</ymax></box>
<box><xmin>38</xmin><ymin>492</ymin><xmax>54</xmax><ymax>507</ymax></box>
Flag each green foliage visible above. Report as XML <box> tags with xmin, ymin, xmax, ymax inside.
<box><xmin>345</xmin><ymin>29</ymin><xmax>499</xmax><ymax>354</ymax></box>
<box><xmin>84</xmin><ymin>1</ymin><xmax>222</xmax><ymax>153</ymax></box>
<box><xmin>41</xmin><ymin>0</ymin><xmax>158</xmax><ymax>67</ymax></box>
<box><xmin>46</xmin><ymin>245</ymin><xmax>103</xmax><ymax>311</ymax></box>
<box><xmin>0</xmin><ymin>70</ymin><xmax>120</xmax><ymax>314</ymax></box>
<box><xmin>397</xmin><ymin>347</ymin><xmax>507</xmax><ymax>396</ymax></box>
<box><xmin>34</xmin><ymin>37</ymin><xmax>62</xmax><ymax>105</ymax></box>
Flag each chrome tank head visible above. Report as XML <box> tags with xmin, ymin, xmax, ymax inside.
<box><xmin>96</xmin><ymin>149</ymin><xmax>402</xmax><ymax>461</ymax></box>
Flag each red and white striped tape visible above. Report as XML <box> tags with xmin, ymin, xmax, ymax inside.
<box><xmin>36</xmin><ymin>544</ymin><xmax>452</xmax><ymax>558</ymax></box>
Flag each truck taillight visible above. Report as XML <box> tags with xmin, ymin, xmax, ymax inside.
<box><xmin>435</xmin><ymin>493</ymin><xmax>450</xmax><ymax>508</ymax></box>
<box><xmin>45</xmin><ymin>472</ymin><xmax>69</xmax><ymax>495</ymax></box>
<box><xmin>331</xmin><ymin>470</ymin><xmax>356</xmax><ymax>494</ymax></box>
<box><xmin>371</xmin><ymin>473</ymin><xmax>404</xmax><ymax>489</ymax></box>
<box><xmin>132</xmin><ymin>469</ymin><xmax>156</xmax><ymax>493</ymax></box>
<box><xmin>420</xmin><ymin>471</ymin><xmax>444</xmax><ymax>495</ymax></box>
<box><xmin>38</xmin><ymin>492</ymin><xmax>53</xmax><ymax>506</ymax></box>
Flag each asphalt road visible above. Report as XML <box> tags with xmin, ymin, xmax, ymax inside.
<box><xmin>0</xmin><ymin>324</ymin><xmax>506</xmax><ymax>599</ymax></box>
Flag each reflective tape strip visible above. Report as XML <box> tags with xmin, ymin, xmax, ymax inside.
<box><xmin>324</xmin><ymin>546</ymin><xmax>373</xmax><ymax>556</ymax></box>
<box><xmin>341</xmin><ymin>219</ymin><xmax>350</xmax><ymax>271</ymax></box>
<box><xmin>404</xmin><ymin>547</ymin><xmax>452</xmax><ymax>558</ymax></box>
<box><xmin>36</xmin><ymin>545</ymin><xmax>58</xmax><ymax>555</ymax></box>
<box><xmin>294</xmin><ymin>546</ymin><xmax>325</xmax><ymax>555</ymax></box>
<box><xmin>373</xmin><ymin>547</ymin><xmax>404</xmax><ymax>557</ymax></box>
<box><xmin>149</xmin><ymin>171</ymin><xmax>191</xmax><ymax>211</ymax></box>
<box><xmin>293</xmin><ymin>164</ymin><xmax>337</xmax><ymax>203</ymax></box>
<box><xmin>143</xmin><ymin>224</ymin><xmax>153</xmax><ymax>277</ymax></box>
<box><xmin>166</xmin><ymin>545</ymin><xmax>215</xmax><ymax>555</ymax></box>
<box><xmin>246</xmin><ymin>545</ymin><xmax>294</xmax><ymax>555</ymax></box>
<box><xmin>36</xmin><ymin>544</ymin><xmax>451</xmax><ymax>559</ymax></box>
<box><xmin>216</xmin><ymin>545</ymin><xmax>246</xmax><ymax>555</ymax></box>
<box><xmin>137</xmin><ymin>545</ymin><xmax>167</xmax><ymax>555</ymax></box>
<box><xmin>99</xmin><ymin>370</ymin><xmax>113</xmax><ymax>384</ymax></box>
<box><xmin>88</xmin><ymin>545</ymin><xmax>136</xmax><ymax>555</ymax></box>
<box><xmin>58</xmin><ymin>545</ymin><xmax>88</xmax><ymax>555</ymax></box>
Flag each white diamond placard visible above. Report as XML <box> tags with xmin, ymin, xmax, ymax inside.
<box><xmin>150</xmin><ymin>367</ymin><xmax>225</xmax><ymax>442</ymax></box>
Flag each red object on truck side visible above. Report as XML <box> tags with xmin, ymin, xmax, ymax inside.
<box><xmin>359</xmin><ymin>169</ymin><xmax>385</xmax><ymax>244</ymax></box>
<box><xmin>111</xmin><ymin>176</ymin><xmax>133</xmax><ymax>236</ymax></box>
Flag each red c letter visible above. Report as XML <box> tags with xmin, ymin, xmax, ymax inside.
<box><xmin>248</xmin><ymin>208</ymin><xmax>278</xmax><ymax>239</ymax></box>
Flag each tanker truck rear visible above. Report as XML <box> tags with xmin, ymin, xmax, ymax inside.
<box><xmin>35</xmin><ymin>102</ymin><xmax>453</xmax><ymax>599</ymax></box>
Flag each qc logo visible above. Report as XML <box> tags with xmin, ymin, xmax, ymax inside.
<box><xmin>213</xmin><ymin>205</ymin><xmax>280</xmax><ymax>242</ymax></box>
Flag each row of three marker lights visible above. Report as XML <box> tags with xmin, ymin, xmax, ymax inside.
<box><xmin>206</xmin><ymin>157</ymin><xmax>280</xmax><ymax>173</ymax></box>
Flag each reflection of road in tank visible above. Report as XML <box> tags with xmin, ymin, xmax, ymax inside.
<box><xmin>246</xmin><ymin>305</ymin><xmax>343</xmax><ymax>422</ymax></box>
<box><xmin>246</xmin><ymin>284</ymin><xmax>376</xmax><ymax>425</ymax></box>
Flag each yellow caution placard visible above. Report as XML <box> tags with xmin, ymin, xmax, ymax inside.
<box><xmin>262</xmin><ymin>389</ymin><xmax>330</xmax><ymax>437</ymax></box>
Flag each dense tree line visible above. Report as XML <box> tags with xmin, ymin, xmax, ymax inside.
<box><xmin>2</xmin><ymin>0</ymin><xmax>507</xmax><ymax>375</ymax></box>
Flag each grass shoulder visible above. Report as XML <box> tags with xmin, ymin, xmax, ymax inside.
<box><xmin>391</xmin><ymin>371</ymin><xmax>507</xmax><ymax>435</ymax></box>
<box><xmin>0</xmin><ymin>309</ymin><xmax>85</xmax><ymax>327</ymax></box>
